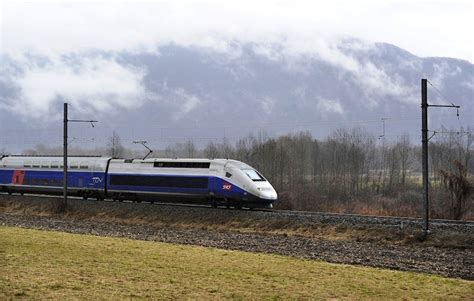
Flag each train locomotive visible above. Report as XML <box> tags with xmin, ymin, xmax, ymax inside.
<box><xmin>0</xmin><ymin>156</ymin><xmax>277</xmax><ymax>209</ymax></box>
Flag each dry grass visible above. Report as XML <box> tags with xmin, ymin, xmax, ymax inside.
<box><xmin>1</xmin><ymin>197</ymin><xmax>472</xmax><ymax>249</ymax></box>
<box><xmin>1</xmin><ymin>226</ymin><xmax>473</xmax><ymax>299</ymax></box>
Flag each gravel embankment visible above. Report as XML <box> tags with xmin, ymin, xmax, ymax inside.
<box><xmin>2</xmin><ymin>214</ymin><xmax>473</xmax><ymax>280</ymax></box>
<box><xmin>1</xmin><ymin>195</ymin><xmax>473</xmax><ymax>280</ymax></box>
<box><xmin>1</xmin><ymin>194</ymin><xmax>472</xmax><ymax>234</ymax></box>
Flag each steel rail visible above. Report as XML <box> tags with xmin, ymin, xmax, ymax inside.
<box><xmin>1</xmin><ymin>192</ymin><xmax>472</xmax><ymax>226</ymax></box>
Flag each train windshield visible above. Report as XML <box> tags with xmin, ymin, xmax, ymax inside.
<box><xmin>242</xmin><ymin>169</ymin><xmax>266</xmax><ymax>182</ymax></box>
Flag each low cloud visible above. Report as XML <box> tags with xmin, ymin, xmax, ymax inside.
<box><xmin>150</xmin><ymin>82</ymin><xmax>203</xmax><ymax>120</ymax></box>
<box><xmin>171</xmin><ymin>89</ymin><xmax>202</xmax><ymax>120</ymax></box>
<box><xmin>317</xmin><ymin>97</ymin><xmax>344</xmax><ymax>115</ymax></box>
<box><xmin>2</xmin><ymin>1</ymin><xmax>472</xmax><ymax>61</ymax></box>
<box><xmin>0</xmin><ymin>1</ymin><xmax>470</xmax><ymax>123</ymax></box>
<box><xmin>354</xmin><ymin>62</ymin><xmax>417</xmax><ymax>106</ymax></box>
<box><xmin>0</xmin><ymin>56</ymin><xmax>146</xmax><ymax>120</ymax></box>
<box><xmin>260</xmin><ymin>96</ymin><xmax>275</xmax><ymax>113</ymax></box>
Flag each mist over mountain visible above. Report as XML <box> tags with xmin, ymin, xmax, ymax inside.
<box><xmin>0</xmin><ymin>39</ymin><xmax>472</xmax><ymax>152</ymax></box>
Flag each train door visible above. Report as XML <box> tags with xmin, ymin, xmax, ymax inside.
<box><xmin>208</xmin><ymin>167</ymin><xmax>218</xmax><ymax>198</ymax></box>
<box><xmin>208</xmin><ymin>177</ymin><xmax>215</xmax><ymax>194</ymax></box>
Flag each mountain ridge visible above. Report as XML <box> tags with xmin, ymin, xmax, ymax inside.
<box><xmin>0</xmin><ymin>40</ymin><xmax>472</xmax><ymax>151</ymax></box>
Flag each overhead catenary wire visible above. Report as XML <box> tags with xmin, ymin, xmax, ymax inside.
<box><xmin>426</xmin><ymin>80</ymin><xmax>456</xmax><ymax>107</ymax></box>
<box><xmin>426</xmin><ymin>79</ymin><xmax>470</xmax><ymax>137</ymax></box>
<box><xmin>0</xmin><ymin>115</ymin><xmax>418</xmax><ymax>144</ymax></box>
<box><xmin>0</xmin><ymin>115</ymin><xmax>420</xmax><ymax>133</ymax></box>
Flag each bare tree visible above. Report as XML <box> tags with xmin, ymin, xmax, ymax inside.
<box><xmin>220</xmin><ymin>138</ymin><xmax>235</xmax><ymax>159</ymax></box>
<box><xmin>23</xmin><ymin>144</ymin><xmax>64</xmax><ymax>155</ymax></box>
<box><xmin>0</xmin><ymin>147</ymin><xmax>9</xmax><ymax>156</ymax></box>
<box><xmin>386</xmin><ymin>143</ymin><xmax>399</xmax><ymax>189</ymax></box>
<box><xmin>396</xmin><ymin>134</ymin><xmax>412</xmax><ymax>186</ymax></box>
<box><xmin>439</xmin><ymin>160</ymin><xmax>472</xmax><ymax>220</ymax></box>
<box><xmin>275</xmin><ymin>136</ymin><xmax>289</xmax><ymax>190</ymax></box>
<box><xmin>184</xmin><ymin>140</ymin><xmax>197</xmax><ymax>158</ymax></box>
<box><xmin>106</xmin><ymin>131</ymin><xmax>124</xmax><ymax>158</ymax></box>
<box><xmin>165</xmin><ymin>145</ymin><xmax>178</xmax><ymax>158</ymax></box>
<box><xmin>204</xmin><ymin>141</ymin><xmax>220</xmax><ymax>158</ymax></box>
<box><xmin>463</xmin><ymin>128</ymin><xmax>472</xmax><ymax>172</ymax></box>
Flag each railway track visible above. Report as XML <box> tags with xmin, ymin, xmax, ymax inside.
<box><xmin>258</xmin><ymin>208</ymin><xmax>474</xmax><ymax>226</ymax></box>
<box><xmin>1</xmin><ymin>192</ymin><xmax>472</xmax><ymax>229</ymax></box>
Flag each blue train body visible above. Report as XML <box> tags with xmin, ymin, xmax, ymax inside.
<box><xmin>0</xmin><ymin>156</ymin><xmax>277</xmax><ymax>209</ymax></box>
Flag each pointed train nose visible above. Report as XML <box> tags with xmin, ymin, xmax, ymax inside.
<box><xmin>257</xmin><ymin>187</ymin><xmax>278</xmax><ymax>200</ymax></box>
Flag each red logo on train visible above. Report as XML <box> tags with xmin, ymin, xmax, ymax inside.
<box><xmin>12</xmin><ymin>170</ymin><xmax>25</xmax><ymax>185</ymax></box>
<box><xmin>222</xmin><ymin>183</ymin><xmax>232</xmax><ymax>190</ymax></box>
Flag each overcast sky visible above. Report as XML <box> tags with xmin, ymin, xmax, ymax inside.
<box><xmin>1</xmin><ymin>0</ymin><xmax>473</xmax><ymax>61</ymax></box>
<box><xmin>0</xmin><ymin>0</ymin><xmax>473</xmax><ymax>126</ymax></box>
<box><xmin>0</xmin><ymin>0</ymin><xmax>472</xmax><ymax>151</ymax></box>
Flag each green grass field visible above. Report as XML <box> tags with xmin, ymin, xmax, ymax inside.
<box><xmin>1</xmin><ymin>226</ymin><xmax>472</xmax><ymax>299</ymax></box>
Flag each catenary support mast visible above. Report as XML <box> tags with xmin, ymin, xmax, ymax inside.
<box><xmin>421</xmin><ymin>79</ymin><xmax>429</xmax><ymax>237</ymax></box>
<box><xmin>421</xmin><ymin>78</ymin><xmax>461</xmax><ymax>238</ymax></box>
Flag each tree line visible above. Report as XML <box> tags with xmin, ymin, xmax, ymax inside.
<box><xmin>10</xmin><ymin>126</ymin><xmax>473</xmax><ymax>219</ymax></box>
<box><xmin>163</xmin><ymin>126</ymin><xmax>473</xmax><ymax>219</ymax></box>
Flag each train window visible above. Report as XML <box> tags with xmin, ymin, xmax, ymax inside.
<box><xmin>225</xmin><ymin>172</ymin><xmax>232</xmax><ymax>178</ymax></box>
<box><xmin>153</xmin><ymin>162</ymin><xmax>210</xmax><ymax>168</ymax></box>
<box><xmin>51</xmin><ymin>161</ymin><xmax>59</xmax><ymax>168</ymax></box>
<box><xmin>79</xmin><ymin>164</ymin><xmax>89</xmax><ymax>169</ymax></box>
<box><xmin>242</xmin><ymin>169</ymin><xmax>266</xmax><ymax>182</ymax></box>
<box><xmin>110</xmin><ymin>175</ymin><xmax>209</xmax><ymax>189</ymax></box>
<box><xmin>24</xmin><ymin>162</ymin><xmax>32</xmax><ymax>168</ymax></box>
<box><xmin>70</xmin><ymin>162</ymin><xmax>78</xmax><ymax>169</ymax></box>
<box><xmin>32</xmin><ymin>163</ymin><xmax>40</xmax><ymax>168</ymax></box>
<box><xmin>41</xmin><ymin>161</ymin><xmax>49</xmax><ymax>168</ymax></box>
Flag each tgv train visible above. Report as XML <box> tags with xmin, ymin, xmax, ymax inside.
<box><xmin>0</xmin><ymin>156</ymin><xmax>277</xmax><ymax>209</ymax></box>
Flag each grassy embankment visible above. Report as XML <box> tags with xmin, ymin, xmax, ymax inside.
<box><xmin>1</xmin><ymin>197</ymin><xmax>471</xmax><ymax>248</ymax></box>
<box><xmin>1</xmin><ymin>226</ymin><xmax>472</xmax><ymax>299</ymax></box>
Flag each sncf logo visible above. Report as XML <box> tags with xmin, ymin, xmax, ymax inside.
<box><xmin>222</xmin><ymin>184</ymin><xmax>232</xmax><ymax>191</ymax></box>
